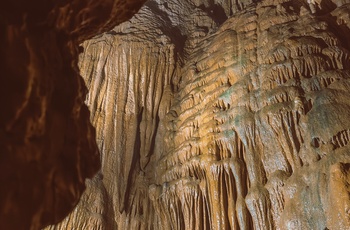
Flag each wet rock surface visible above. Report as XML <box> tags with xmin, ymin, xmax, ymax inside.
<box><xmin>48</xmin><ymin>0</ymin><xmax>350</xmax><ymax>229</ymax></box>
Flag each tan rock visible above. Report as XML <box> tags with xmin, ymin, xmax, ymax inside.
<box><xmin>49</xmin><ymin>0</ymin><xmax>350</xmax><ymax>229</ymax></box>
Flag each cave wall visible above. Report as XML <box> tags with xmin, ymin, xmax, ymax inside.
<box><xmin>0</xmin><ymin>0</ymin><xmax>146</xmax><ymax>229</ymax></box>
<box><xmin>48</xmin><ymin>0</ymin><xmax>350</xmax><ymax>229</ymax></box>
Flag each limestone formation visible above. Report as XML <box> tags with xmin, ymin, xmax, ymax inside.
<box><xmin>48</xmin><ymin>0</ymin><xmax>350</xmax><ymax>229</ymax></box>
<box><xmin>0</xmin><ymin>0</ymin><xmax>146</xmax><ymax>229</ymax></box>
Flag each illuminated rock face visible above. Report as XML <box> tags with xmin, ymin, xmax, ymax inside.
<box><xmin>0</xmin><ymin>0</ymin><xmax>146</xmax><ymax>229</ymax></box>
<box><xmin>49</xmin><ymin>0</ymin><xmax>350</xmax><ymax>229</ymax></box>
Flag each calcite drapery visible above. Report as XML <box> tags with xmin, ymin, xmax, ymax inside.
<box><xmin>0</xmin><ymin>0</ymin><xmax>146</xmax><ymax>229</ymax></box>
<box><xmin>49</xmin><ymin>0</ymin><xmax>350</xmax><ymax>229</ymax></box>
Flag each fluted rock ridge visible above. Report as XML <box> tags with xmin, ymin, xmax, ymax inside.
<box><xmin>49</xmin><ymin>0</ymin><xmax>350</xmax><ymax>229</ymax></box>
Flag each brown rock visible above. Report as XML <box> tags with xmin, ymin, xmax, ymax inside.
<box><xmin>0</xmin><ymin>0</ymin><xmax>146</xmax><ymax>229</ymax></box>
<box><xmin>328</xmin><ymin>162</ymin><xmax>350</xmax><ymax>228</ymax></box>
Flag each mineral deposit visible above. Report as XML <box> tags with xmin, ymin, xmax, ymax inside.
<box><xmin>49</xmin><ymin>0</ymin><xmax>350</xmax><ymax>229</ymax></box>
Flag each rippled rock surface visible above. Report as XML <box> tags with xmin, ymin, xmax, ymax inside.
<box><xmin>49</xmin><ymin>0</ymin><xmax>350</xmax><ymax>229</ymax></box>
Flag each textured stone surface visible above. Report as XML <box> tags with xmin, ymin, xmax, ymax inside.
<box><xmin>0</xmin><ymin>0</ymin><xmax>146</xmax><ymax>229</ymax></box>
<box><xmin>49</xmin><ymin>0</ymin><xmax>350</xmax><ymax>229</ymax></box>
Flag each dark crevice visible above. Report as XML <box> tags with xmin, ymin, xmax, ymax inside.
<box><xmin>325</xmin><ymin>15</ymin><xmax>350</xmax><ymax>51</ymax></box>
<box><xmin>311</xmin><ymin>137</ymin><xmax>320</xmax><ymax>148</ymax></box>
<box><xmin>145</xmin><ymin>1</ymin><xmax>187</xmax><ymax>57</ymax></box>
<box><xmin>122</xmin><ymin>108</ymin><xmax>143</xmax><ymax>213</ymax></box>
<box><xmin>198</xmin><ymin>3</ymin><xmax>228</xmax><ymax>26</ymax></box>
<box><xmin>145</xmin><ymin>114</ymin><xmax>160</xmax><ymax>170</ymax></box>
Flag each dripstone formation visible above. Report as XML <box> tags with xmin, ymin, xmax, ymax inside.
<box><xmin>0</xmin><ymin>0</ymin><xmax>350</xmax><ymax>230</ymax></box>
<box><xmin>0</xmin><ymin>0</ymin><xmax>146</xmax><ymax>229</ymax></box>
<box><xmin>40</xmin><ymin>0</ymin><xmax>350</xmax><ymax>229</ymax></box>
